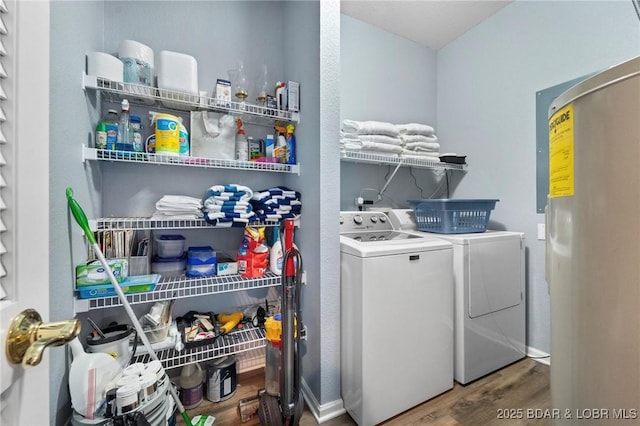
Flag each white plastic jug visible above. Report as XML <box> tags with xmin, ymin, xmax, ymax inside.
<box><xmin>179</xmin><ymin>359</ymin><xmax>204</xmax><ymax>409</ymax></box>
<box><xmin>68</xmin><ymin>337</ymin><xmax>122</xmax><ymax>419</ymax></box>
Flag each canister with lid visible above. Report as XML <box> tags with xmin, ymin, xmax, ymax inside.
<box><xmin>206</xmin><ymin>355</ymin><xmax>237</xmax><ymax>402</ymax></box>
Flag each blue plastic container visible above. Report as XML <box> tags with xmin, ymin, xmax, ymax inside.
<box><xmin>186</xmin><ymin>246</ymin><xmax>217</xmax><ymax>278</ymax></box>
<box><xmin>407</xmin><ymin>199</ymin><xmax>499</xmax><ymax>234</ymax></box>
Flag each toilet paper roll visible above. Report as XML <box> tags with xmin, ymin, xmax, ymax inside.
<box><xmin>86</xmin><ymin>52</ymin><xmax>123</xmax><ymax>82</ymax></box>
<box><xmin>118</xmin><ymin>40</ymin><xmax>155</xmax><ymax>84</ymax></box>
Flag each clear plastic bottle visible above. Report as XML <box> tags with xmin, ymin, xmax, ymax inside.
<box><xmin>130</xmin><ymin>114</ymin><xmax>144</xmax><ymax>152</ymax></box>
<box><xmin>180</xmin><ymin>358</ymin><xmax>204</xmax><ymax>409</ymax></box>
<box><xmin>97</xmin><ymin>109</ymin><xmax>119</xmax><ymax>150</ymax></box>
<box><xmin>116</xmin><ymin>99</ymin><xmax>134</xmax><ymax>151</ymax></box>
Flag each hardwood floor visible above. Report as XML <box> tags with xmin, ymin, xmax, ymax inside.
<box><xmin>178</xmin><ymin>358</ymin><xmax>550</xmax><ymax>426</ymax></box>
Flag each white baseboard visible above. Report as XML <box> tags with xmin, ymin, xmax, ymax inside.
<box><xmin>300</xmin><ymin>377</ymin><xmax>346</xmax><ymax>424</ymax></box>
<box><xmin>527</xmin><ymin>346</ymin><xmax>551</xmax><ymax>366</ymax></box>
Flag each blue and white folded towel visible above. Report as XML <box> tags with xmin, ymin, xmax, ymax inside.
<box><xmin>203</xmin><ymin>184</ymin><xmax>253</xmax><ymax>202</ymax></box>
<box><xmin>202</xmin><ymin>184</ymin><xmax>256</xmax><ymax>226</ymax></box>
<box><xmin>251</xmin><ymin>186</ymin><xmax>302</xmax><ymax>221</ymax></box>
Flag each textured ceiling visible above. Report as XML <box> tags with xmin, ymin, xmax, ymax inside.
<box><xmin>341</xmin><ymin>0</ymin><xmax>512</xmax><ymax>50</ymax></box>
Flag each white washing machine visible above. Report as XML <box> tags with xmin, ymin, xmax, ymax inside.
<box><xmin>388</xmin><ymin>209</ymin><xmax>526</xmax><ymax>385</ymax></box>
<box><xmin>340</xmin><ymin>211</ymin><xmax>453</xmax><ymax>426</ymax></box>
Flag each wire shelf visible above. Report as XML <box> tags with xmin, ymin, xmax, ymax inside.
<box><xmin>89</xmin><ymin>217</ymin><xmax>285</xmax><ymax>231</ymax></box>
<box><xmin>76</xmin><ymin>272</ymin><xmax>281</xmax><ymax>312</ymax></box>
<box><xmin>83</xmin><ymin>146</ymin><xmax>300</xmax><ymax>175</ymax></box>
<box><xmin>83</xmin><ymin>74</ymin><xmax>299</xmax><ymax>127</ymax></box>
<box><xmin>340</xmin><ymin>149</ymin><xmax>467</xmax><ymax>171</ymax></box>
<box><xmin>132</xmin><ymin>324</ymin><xmax>267</xmax><ymax>371</ymax></box>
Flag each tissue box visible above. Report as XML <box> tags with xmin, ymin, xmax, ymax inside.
<box><xmin>157</xmin><ymin>50</ymin><xmax>198</xmax><ymax>109</ymax></box>
<box><xmin>216</xmin><ymin>253</ymin><xmax>238</xmax><ymax>276</ymax></box>
<box><xmin>76</xmin><ymin>258</ymin><xmax>128</xmax><ymax>287</ymax></box>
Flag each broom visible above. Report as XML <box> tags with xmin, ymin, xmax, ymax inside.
<box><xmin>66</xmin><ymin>187</ymin><xmax>200</xmax><ymax>426</ymax></box>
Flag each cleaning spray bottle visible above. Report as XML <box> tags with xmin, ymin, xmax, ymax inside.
<box><xmin>285</xmin><ymin>123</ymin><xmax>296</xmax><ymax>165</ymax></box>
<box><xmin>274</xmin><ymin>125</ymin><xmax>287</xmax><ymax>164</ymax></box>
<box><xmin>236</xmin><ymin>118</ymin><xmax>248</xmax><ymax>161</ymax></box>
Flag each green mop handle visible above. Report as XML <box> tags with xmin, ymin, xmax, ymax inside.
<box><xmin>66</xmin><ymin>188</ymin><xmax>194</xmax><ymax>426</ymax></box>
<box><xmin>66</xmin><ymin>188</ymin><xmax>96</xmax><ymax>245</ymax></box>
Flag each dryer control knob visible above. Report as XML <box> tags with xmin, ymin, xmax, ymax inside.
<box><xmin>353</xmin><ymin>215</ymin><xmax>363</xmax><ymax>225</ymax></box>
<box><xmin>379</xmin><ymin>216</ymin><xmax>387</xmax><ymax>223</ymax></box>
<box><xmin>370</xmin><ymin>216</ymin><xmax>378</xmax><ymax>223</ymax></box>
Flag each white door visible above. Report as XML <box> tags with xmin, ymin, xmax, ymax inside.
<box><xmin>0</xmin><ymin>1</ymin><xmax>51</xmax><ymax>425</ymax></box>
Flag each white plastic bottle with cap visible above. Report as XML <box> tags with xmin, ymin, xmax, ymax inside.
<box><xmin>270</xmin><ymin>228</ymin><xmax>284</xmax><ymax>275</ymax></box>
<box><xmin>180</xmin><ymin>358</ymin><xmax>204</xmax><ymax>409</ymax></box>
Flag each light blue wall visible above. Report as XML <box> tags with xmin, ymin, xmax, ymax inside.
<box><xmin>340</xmin><ymin>15</ymin><xmax>446</xmax><ymax>211</ymax></box>
<box><xmin>437</xmin><ymin>0</ymin><xmax>640</xmax><ymax>353</ymax></box>
<box><xmin>50</xmin><ymin>2</ymin><xmax>104</xmax><ymax>423</ymax></box>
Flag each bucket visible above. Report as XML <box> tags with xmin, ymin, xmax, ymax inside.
<box><xmin>85</xmin><ymin>323</ymin><xmax>136</xmax><ymax>368</ymax></box>
<box><xmin>206</xmin><ymin>355</ymin><xmax>237</xmax><ymax>402</ymax></box>
<box><xmin>153</xmin><ymin>113</ymin><xmax>181</xmax><ymax>156</ymax></box>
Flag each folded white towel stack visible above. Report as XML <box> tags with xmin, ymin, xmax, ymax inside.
<box><xmin>152</xmin><ymin>195</ymin><xmax>204</xmax><ymax>220</ymax></box>
<box><xmin>340</xmin><ymin>120</ymin><xmax>403</xmax><ymax>157</ymax></box>
<box><xmin>341</xmin><ymin>119</ymin><xmax>454</xmax><ymax>162</ymax></box>
<box><xmin>342</xmin><ymin>119</ymin><xmax>400</xmax><ymax>137</ymax></box>
<box><xmin>397</xmin><ymin>123</ymin><xmax>435</xmax><ymax>136</ymax></box>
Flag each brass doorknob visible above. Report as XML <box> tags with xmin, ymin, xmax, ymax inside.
<box><xmin>5</xmin><ymin>308</ymin><xmax>81</xmax><ymax>367</ymax></box>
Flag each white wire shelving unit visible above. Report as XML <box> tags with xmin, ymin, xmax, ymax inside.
<box><xmin>74</xmin><ymin>272</ymin><xmax>282</xmax><ymax>312</ymax></box>
<box><xmin>132</xmin><ymin>324</ymin><xmax>267</xmax><ymax>371</ymax></box>
<box><xmin>82</xmin><ymin>74</ymin><xmax>299</xmax><ymax>127</ymax></box>
<box><xmin>340</xmin><ymin>149</ymin><xmax>467</xmax><ymax>171</ymax></box>
<box><xmin>82</xmin><ymin>146</ymin><xmax>300</xmax><ymax>175</ymax></box>
<box><xmin>88</xmin><ymin>217</ymin><xmax>295</xmax><ymax>231</ymax></box>
<box><xmin>80</xmin><ymin>76</ymin><xmax>301</xmax><ymax>370</ymax></box>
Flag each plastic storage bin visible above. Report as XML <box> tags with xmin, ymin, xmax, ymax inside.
<box><xmin>141</xmin><ymin>322</ymin><xmax>170</xmax><ymax>344</ymax></box>
<box><xmin>151</xmin><ymin>254</ymin><xmax>187</xmax><ymax>276</ymax></box>
<box><xmin>407</xmin><ymin>199</ymin><xmax>499</xmax><ymax>234</ymax></box>
<box><xmin>154</xmin><ymin>234</ymin><xmax>186</xmax><ymax>258</ymax></box>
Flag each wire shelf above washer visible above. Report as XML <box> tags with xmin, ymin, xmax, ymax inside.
<box><xmin>340</xmin><ymin>149</ymin><xmax>467</xmax><ymax>171</ymax></box>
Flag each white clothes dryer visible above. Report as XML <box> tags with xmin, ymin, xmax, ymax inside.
<box><xmin>388</xmin><ymin>209</ymin><xmax>526</xmax><ymax>385</ymax></box>
<box><xmin>340</xmin><ymin>211</ymin><xmax>453</xmax><ymax>426</ymax></box>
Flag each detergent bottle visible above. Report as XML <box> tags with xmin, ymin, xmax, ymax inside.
<box><xmin>285</xmin><ymin>123</ymin><xmax>296</xmax><ymax>165</ymax></box>
<box><xmin>269</xmin><ymin>227</ymin><xmax>284</xmax><ymax>275</ymax></box>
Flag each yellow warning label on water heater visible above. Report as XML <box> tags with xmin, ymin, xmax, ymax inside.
<box><xmin>549</xmin><ymin>104</ymin><xmax>574</xmax><ymax>197</ymax></box>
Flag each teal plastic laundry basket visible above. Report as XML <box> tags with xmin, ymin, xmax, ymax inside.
<box><xmin>407</xmin><ymin>199</ymin><xmax>499</xmax><ymax>234</ymax></box>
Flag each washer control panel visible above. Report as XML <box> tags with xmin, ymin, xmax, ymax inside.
<box><xmin>340</xmin><ymin>211</ymin><xmax>393</xmax><ymax>233</ymax></box>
